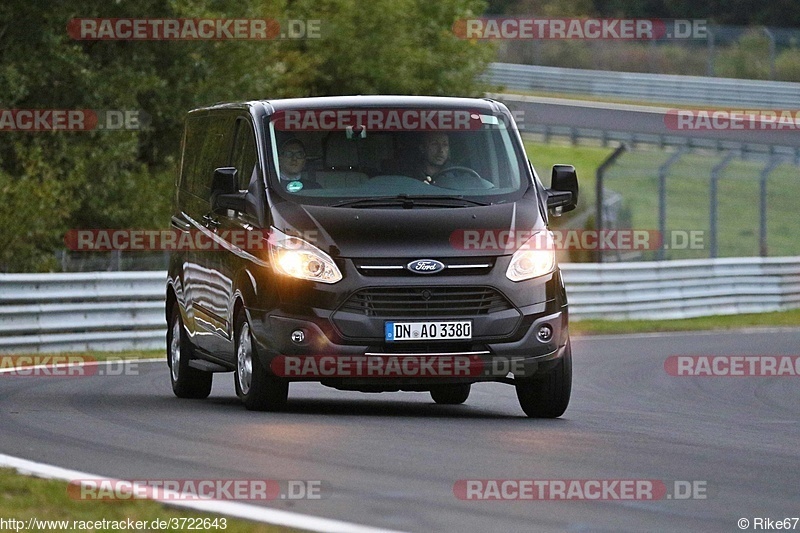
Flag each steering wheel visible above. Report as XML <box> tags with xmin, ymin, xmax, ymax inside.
<box><xmin>431</xmin><ymin>166</ymin><xmax>491</xmax><ymax>189</ymax></box>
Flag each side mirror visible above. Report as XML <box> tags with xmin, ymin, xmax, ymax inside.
<box><xmin>546</xmin><ymin>164</ymin><xmax>578</xmax><ymax>215</ymax></box>
<box><xmin>212</xmin><ymin>167</ymin><xmax>238</xmax><ymax>195</ymax></box>
<box><xmin>210</xmin><ymin>167</ymin><xmax>247</xmax><ymax>213</ymax></box>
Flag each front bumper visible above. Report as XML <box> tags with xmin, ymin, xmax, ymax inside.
<box><xmin>243</xmin><ymin>261</ymin><xmax>569</xmax><ymax>385</ymax></box>
<box><xmin>247</xmin><ymin>305</ymin><xmax>568</xmax><ymax>385</ymax></box>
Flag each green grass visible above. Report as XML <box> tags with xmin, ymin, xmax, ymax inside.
<box><xmin>46</xmin><ymin>350</ymin><xmax>163</xmax><ymax>362</ymax></box>
<box><xmin>571</xmin><ymin>307</ymin><xmax>800</xmax><ymax>335</ymax></box>
<box><xmin>525</xmin><ymin>140</ymin><xmax>609</xmax><ymax>221</ymax></box>
<box><xmin>526</xmin><ymin>140</ymin><xmax>608</xmax><ymax>192</ymax></box>
<box><xmin>523</xmin><ymin>141</ymin><xmax>800</xmax><ymax>259</ymax></box>
<box><xmin>603</xmin><ymin>152</ymin><xmax>800</xmax><ymax>259</ymax></box>
<box><xmin>0</xmin><ymin>468</ymin><xmax>297</xmax><ymax>533</ymax></box>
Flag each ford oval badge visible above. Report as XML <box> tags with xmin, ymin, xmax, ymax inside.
<box><xmin>406</xmin><ymin>259</ymin><xmax>445</xmax><ymax>274</ymax></box>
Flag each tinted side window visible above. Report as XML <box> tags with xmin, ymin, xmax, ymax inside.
<box><xmin>180</xmin><ymin>115</ymin><xmax>210</xmax><ymax>197</ymax></box>
<box><xmin>182</xmin><ymin>113</ymin><xmax>234</xmax><ymax>200</ymax></box>
<box><xmin>194</xmin><ymin>116</ymin><xmax>233</xmax><ymax>199</ymax></box>
<box><xmin>231</xmin><ymin>119</ymin><xmax>258</xmax><ymax>190</ymax></box>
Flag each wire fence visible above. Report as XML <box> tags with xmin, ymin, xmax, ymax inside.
<box><xmin>593</xmin><ymin>146</ymin><xmax>800</xmax><ymax>262</ymax></box>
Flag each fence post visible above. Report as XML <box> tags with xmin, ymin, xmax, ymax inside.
<box><xmin>763</xmin><ymin>27</ymin><xmax>776</xmax><ymax>80</ymax></box>
<box><xmin>759</xmin><ymin>157</ymin><xmax>782</xmax><ymax>257</ymax></box>
<box><xmin>706</xmin><ymin>26</ymin><xmax>715</xmax><ymax>77</ymax></box>
<box><xmin>595</xmin><ymin>144</ymin><xmax>628</xmax><ymax>263</ymax></box>
<box><xmin>111</xmin><ymin>250</ymin><xmax>122</xmax><ymax>271</ymax></box>
<box><xmin>709</xmin><ymin>152</ymin><xmax>735</xmax><ymax>258</ymax></box>
<box><xmin>657</xmin><ymin>148</ymin><xmax>687</xmax><ymax>260</ymax></box>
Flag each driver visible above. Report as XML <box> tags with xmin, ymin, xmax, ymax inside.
<box><xmin>278</xmin><ymin>138</ymin><xmax>320</xmax><ymax>190</ymax></box>
<box><xmin>278</xmin><ymin>138</ymin><xmax>307</xmax><ymax>182</ymax></box>
<box><xmin>415</xmin><ymin>132</ymin><xmax>450</xmax><ymax>184</ymax></box>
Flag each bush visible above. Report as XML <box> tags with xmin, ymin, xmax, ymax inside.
<box><xmin>775</xmin><ymin>47</ymin><xmax>800</xmax><ymax>81</ymax></box>
<box><xmin>0</xmin><ymin>0</ymin><xmax>494</xmax><ymax>272</ymax></box>
<box><xmin>715</xmin><ymin>30</ymin><xmax>772</xmax><ymax>80</ymax></box>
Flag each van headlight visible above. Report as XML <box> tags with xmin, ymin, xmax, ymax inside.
<box><xmin>505</xmin><ymin>231</ymin><xmax>556</xmax><ymax>282</ymax></box>
<box><xmin>268</xmin><ymin>228</ymin><xmax>342</xmax><ymax>284</ymax></box>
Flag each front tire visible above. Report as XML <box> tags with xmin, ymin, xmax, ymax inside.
<box><xmin>167</xmin><ymin>306</ymin><xmax>212</xmax><ymax>399</ymax></box>
<box><xmin>430</xmin><ymin>384</ymin><xmax>471</xmax><ymax>405</ymax></box>
<box><xmin>234</xmin><ymin>311</ymin><xmax>288</xmax><ymax>412</ymax></box>
<box><xmin>515</xmin><ymin>340</ymin><xmax>572</xmax><ymax>418</ymax></box>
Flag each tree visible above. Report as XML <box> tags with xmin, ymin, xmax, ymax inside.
<box><xmin>0</xmin><ymin>0</ymin><xmax>492</xmax><ymax>271</ymax></box>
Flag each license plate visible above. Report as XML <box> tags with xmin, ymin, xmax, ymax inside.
<box><xmin>385</xmin><ymin>321</ymin><xmax>472</xmax><ymax>342</ymax></box>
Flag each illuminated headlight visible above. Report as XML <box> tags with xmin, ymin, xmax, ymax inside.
<box><xmin>268</xmin><ymin>228</ymin><xmax>342</xmax><ymax>284</ymax></box>
<box><xmin>505</xmin><ymin>231</ymin><xmax>556</xmax><ymax>282</ymax></box>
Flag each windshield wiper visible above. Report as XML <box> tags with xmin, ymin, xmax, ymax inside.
<box><xmin>403</xmin><ymin>195</ymin><xmax>489</xmax><ymax>206</ymax></box>
<box><xmin>331</xmin><ymin>195</ymin><xmax>488</xmax><ymax>208</ymax></box>
<box><xmin>331</xmin><ymin>196</ymin><xmax>411</xmax><ymax>208</ymax></box>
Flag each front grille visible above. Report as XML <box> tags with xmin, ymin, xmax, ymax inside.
<box><xmin>339</xmin><ymin>286</ymin><xmax>513</xmax><ymax>318</ymax></box>
<box><xmin>354</xmin><ymin>257</ymin><xmax>495</xmax><ymax>277</ymax></box>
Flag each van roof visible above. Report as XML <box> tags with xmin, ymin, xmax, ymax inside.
<box><xmin>192</xmin><ymin>95</ymin><xmax>503</xmax><ymax>115</ymax></box>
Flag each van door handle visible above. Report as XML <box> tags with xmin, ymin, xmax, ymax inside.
<box><xmin>202</xmin><ymin>214</ymin><xmax>220</xmax><ymax>228</ymax></box>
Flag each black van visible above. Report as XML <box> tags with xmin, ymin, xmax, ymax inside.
<box><xmin>166</xmin><ymin>96</ymin><xmax>578</xmax><ymax>417</ymax></box>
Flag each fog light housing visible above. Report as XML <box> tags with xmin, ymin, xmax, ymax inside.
<box><xmin>537</xmin><ymin>324</ymin><xmax>553</xmax><ymax>343</ymax></box>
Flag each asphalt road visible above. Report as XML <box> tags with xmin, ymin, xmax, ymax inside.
<box><xmin>495</xmin><ymin>94</ymin><xmax>800</xmax><ymax>150</ymax></box>
<box><xmin>1</xmin><ymin>330</ymin><xmax>799</xmax><ymax>532</ymax></box>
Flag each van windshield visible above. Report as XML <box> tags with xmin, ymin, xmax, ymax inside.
<box><xmin>266</xmin><ymin>108</ymin><xmax>529</xmax><ymax>206</ymax></box>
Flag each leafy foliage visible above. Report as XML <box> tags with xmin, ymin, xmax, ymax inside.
<box><xmin>0</xmin><ymin>0</ymin><xmax>491</xmax><ymax>271</ymax></box>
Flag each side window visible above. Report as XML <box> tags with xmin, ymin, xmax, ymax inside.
<box><xmin>193</xmin><ymin>115</ymin><xmax>233</xmax><ymax>199</ymax></box>
<box><xmin>231</xmin><ymin>119</ymin><xmax>258</xmax><ymax>190</ymax></box>
<box><xmin>180</xmin><ymin>115</ymin><xmax>209</xmax><ymax>197</ymax></box>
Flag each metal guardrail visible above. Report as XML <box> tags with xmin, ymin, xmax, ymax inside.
<box><xmin>490</xmin><ymin>93</ymin><xmax>800</xmax><ymax>159</ymax></box>
<box><xmin>486</xmin><ymin>62</ymin><xmax>800</xmax><ymax>108</ymax></box>
<box><xmin>518</xmin><ymin>124</ymin><xmax>800</xmax><ymax>160</ymax></box>
<box><xmin>2</xmin><ymin>258</ymin><xmax>799</xmax><ymax>353</ymax></box>
<box><xmin>563</xmin><ymin>257</ymin><xmax>800</xmax><ymax>320</ymax></box>
<box><xmin>0</xmin><ymin>272</ymin><xmax>166</xmax><ymax>354</ymax></box>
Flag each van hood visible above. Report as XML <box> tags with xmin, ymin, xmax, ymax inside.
<box><xmin>270</xmin><ymin>199</ymin><xmax>546</xmax><ymax>258</ymax></box>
